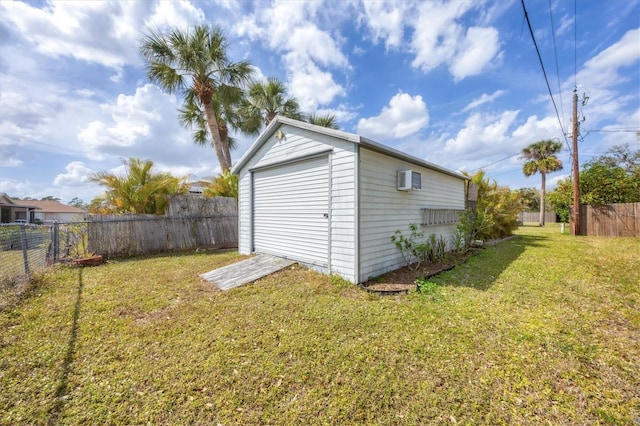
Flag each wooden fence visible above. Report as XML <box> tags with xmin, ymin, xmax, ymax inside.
<box><xmin>572</xmin><ymin>202</ymin><xmax>640</xmax><ymax>237</ymax></box>
<box><xmin>87</xmin><ymin>196</ymin><xmax>238</xmax><ymax>258</ymax></box>
<box><xmin>518</xmin><ymin>211</ymin><xmax>557</xmax><ymax>224</ymax></box>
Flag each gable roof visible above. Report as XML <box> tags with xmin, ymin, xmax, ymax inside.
<box><xmin>11</xmin><ymin>199</ymin><xmax>86</xmax><ymax>214</ymax></box>
<box><xmin>231</xmin><ymin>116</ymin><xmax>467</xmax><ymax>180</ymax></box>
<box><xmin>0</xmin><ymin>193</ymin><xmax>41</xmax><ymax>209</ymax></box>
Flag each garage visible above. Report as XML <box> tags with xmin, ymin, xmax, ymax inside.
<box><xmin>233</xmin><ymin>116</ymin><xmax>467</xmax><ymax>283</ymax></box>
<box><xmin>252</xmin><ymin>155</ymin><xmax>329</xmax><ymax>266</ymax></box>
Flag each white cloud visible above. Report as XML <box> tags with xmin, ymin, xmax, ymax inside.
<box><xmin>234</xmin><ymin>1</ymin><xmax>348</xmax><ymax>111</ymax></box>
<box><xmin>556</xmin><ymin>14</ymin><xmax>574</xmax><ymax>36</ymax></box>
<box><xmin>316</xmin><ymin>105</ymin><xmax>359</xmax><ymax>123</ymax></box>
<box><xmin>576</xmin><ymin>28</ymin><xmax>640</xmax><ymax>89</ymax></box>
<box><xmin>358</xmin><ymin>0</ymin><xmax>501</xmax><ymax>81</ymax></box>
<box><xmin>450</xmin><ymin>26</ymin><xmax>500</xmax><ymax>81</ymax></box>
<box><xmin>286</xmin><ymin>26</ymin><xmax>348</xmax><ymax>69</ymax></box>
<box><xmin>463</xmin><ymin>90</ymin><xmax>507</xmax><ymax>112</ymax></box>
<box><xmin>0</xmin><ymin>179</ymin><xmax>33</xmax><ymax>196</ymax></box>
<box><xmin>511</xmin><ymin>114</ymin><xmax>562</xmax><ymax>144</ymax></box>
<box><xmin>74</xmin><ymin>84</ymin><xmax>222</xmax><ymax>181</ymax></box>
<box><xmin>0</xmin><ymin>0</ymin><xmax>205</xmax><ymax>71</ymax></box>
<box><xmin>444</xmin><ymin>110</ymin><xmax>519</xmax><ymax>159</ymax></box>
<box><xmin>409</xmin><ymin>1</ymin><xmax>501</xmax><ymax>79</ymax></box>
<box><xmin>288</xmin><ymin>64</ymin><xmax>345</xmax><ymax>111</ymax></box>
<box><xmin>0</xmin><ymin>69</ymin><xmax>102</xmax><ymax>159</ymax></box>
<box><xmin>145</xmin><ymin>1</ymin><xmax>204</xmax><ymax>30</ymax></box>
<box><xmin>357</xmin><ymin>92</ymin><xmax>429</xmax><ymax>140</ymax></box>
<box><xmin>0</xmin><ymin>143</ymin><xmax>23</xmax><ymax>167</ymax></box>
<box><xmin>78</xmin><ymin>84</ymin><xmax>188</xmax><ymax>161</ymax></box>
<box><xmin>360</xmin><ymin>0</ymin><xmax>408</xmax><ymax>49</ymax></box>
<box><xmin>53</xmin><ymin>162</ymin><xmax>94</xmax><ymax>186</ymax></box>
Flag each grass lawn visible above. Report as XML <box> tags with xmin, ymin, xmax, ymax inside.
<box><xmin>1</xmin><ymin>225</ymin><xmax>638</xmax><ymax>424</ymax></box>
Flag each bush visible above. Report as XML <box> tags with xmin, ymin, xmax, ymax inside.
<box><xmin>464</xmin><ymin>171</ymin><xmax>521</xmax><ymax>241</ymax></box>
<box><xmin>391</xmin><ymin>225</ymin><xmax>448</xmax><ymax>270</ymax></box>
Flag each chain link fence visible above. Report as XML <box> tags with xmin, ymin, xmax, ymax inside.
<box><xmin>1</xmin><ymin>223</ymin><xmax>88</xmax><ymax>308</ymax></box>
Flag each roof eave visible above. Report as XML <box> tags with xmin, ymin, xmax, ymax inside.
<box><xmin>231</xmin><ymin>116</ymin><xmax>467</xmax><ymax>181</ymax></box>
<box><xmin>359</xmin><ymin>137</ymin><xmax>467</xmax><ymax>180</ymax></box>
<box><xmin>231</xmin><ymin>116</ymin><xmax>360</xmax><ymax>174</ymax></box>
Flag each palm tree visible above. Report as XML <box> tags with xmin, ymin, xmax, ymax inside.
<box><xmin>90</xmin><ymin>158</ymin><xmax>188</xmax><ymax>215</ymax></box>
<box><xmin>307</xmin><ymin>112</ymin><xmax>340</xmax><ymax>130</ymax></box>
<box><xmin>521</xmin><ymin>139</ymin><xmax>564</xmax><ymax>226</ymax></box>
<box><xmin>238</xmin><ymin>77</ymin><xmax>303</xmax><ymax>130</ymax></box>
<box><xmin>179</xmin><ymin>88</ymin><xmax>243</xmax><ymax>155</ymax></box>
<box><xmin>202</xmin><ymin>170</ymin><xmax>238</xmax><ymax>199</ymax></box>
<box><xmin>140</xmin><ymin>25</ymin><xmax>254</xmax><ymax>171</ymax></box>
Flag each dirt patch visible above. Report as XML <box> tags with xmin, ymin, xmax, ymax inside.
<box><xmin>361</xmin><ymin>250</ymin><xmax>479</xmax><ymax>294</ymax></box>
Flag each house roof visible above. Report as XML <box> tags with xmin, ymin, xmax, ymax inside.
<box><xmin>10</xmin><ymin>198</ymin><xmax>86</xmax><ymax>214</ymax></box>
<box><xmin>231</xmin><ymin>116</ymin><xmax>467</xmax><ymax>181</ymax></box>
<box><xmin>0</xmin><ymin>193</ymin><xmax>41</xmax><ymax>209</ymax></box>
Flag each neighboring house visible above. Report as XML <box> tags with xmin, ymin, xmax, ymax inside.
<box><xmin>0</xmin><ymin>193</ymin><xmax>39</xmax><ymax>223</ymax></box>
<box><xmin>0</xmin><ymin>194</ymin><xmax>87</xmax><ymax>223</ymax></box>
<box><xmin>232</xmin><ymin>116</ymin><xmax>467</xmax><ymax>283</ymax></box>
<box><xmin>187</xmin><ymin>180</ymin><xmax>210</xmax><ymax>195</ymax></box>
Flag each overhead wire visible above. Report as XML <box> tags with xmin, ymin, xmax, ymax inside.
<box><xmin>585</xmin><ymin>129</ymin><xmax>639</xmax><ymax>133</ymax></box>
<box><xmin>548</xmin><ymin>0</ymin><xmax>566</xmax><ymax>134</ymax></box>
<box><xmin>469</xmin><ymin>3</ymin><xmax>576</xmax><ymax>179</ymax></box>
<box><xmin>520</xmin><ymin>0</ymin><xmax>571</xmax><ymax>153</ymax></box>
<box><xmin>574</xmin><ymin>0</ymin><xmax>578</xmax><ymax>88</ymax></box>
<box><xmin>469</xmin><ymin>152</ymin><xmax>520</xmax><ymax>173</ymax></box>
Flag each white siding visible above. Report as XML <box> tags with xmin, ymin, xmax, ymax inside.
<box><xmin>236</xmin><ymin>124</ymin><xmax>357</xmax><ymax>282</ymax></box>
<box><xmin>253</xmin><ymin>157</ymin><xmax>329</xmax><ymax>265</ymax></box>
<box><xmin>358</xmin><ymin>148</ymin><xmax>466</xmax><ymax>282</ymax></box>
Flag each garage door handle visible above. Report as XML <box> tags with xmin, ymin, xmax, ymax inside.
<box><xmin>323</xmin><ymin>213</ymin><xmax>329</xmax><ymax>219</ymax></box>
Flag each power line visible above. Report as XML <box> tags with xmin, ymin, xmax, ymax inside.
<box><xmin>585</xmin><ymin>129</ymin><xmax>639</xmax><ymax>133</ymax></box>
<box><xmin>574</xmin><ymin>0</ymin><xmax>578</xmax><ymax>88</ymax></box>
<box><xmin>470</xmin><ymin>152</ymin><xmax>520</xmax><ymax>172</ymax></box>
<box><xmin>520</xmin><ymin>0</ymin><xmax>571</xmax><ymax>153</ymax></box>
<box><xmin>548</xmin><ymin>0</ymin><xmax>566</xmax><ymax>133</ymax></box>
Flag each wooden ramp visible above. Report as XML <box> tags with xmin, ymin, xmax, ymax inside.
<box><xmin>200</xmin><ymin>254</ymin><xmax>295</xmax><ymax>291</ymax></box>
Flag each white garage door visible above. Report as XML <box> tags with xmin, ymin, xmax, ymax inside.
<box><xmin>253</xmin><ymin>156</ymin><xmax>329</xmax><ymax>266</ymax></box>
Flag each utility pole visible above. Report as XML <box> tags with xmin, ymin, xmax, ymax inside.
<box><xmin>571</xmin><ymin>88</ymin><xmax>580</xmax><ymax>235</ymax></box>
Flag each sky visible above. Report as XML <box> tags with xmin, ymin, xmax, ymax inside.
<box><xmin>1</xmin><ymin>0</ymin><xmax>639</xmax><ymax>205</ymax></box>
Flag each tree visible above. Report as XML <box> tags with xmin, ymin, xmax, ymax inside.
<box><xmin>202</xmin><ymin>170</ymin><xmax>238</xmax><ymax>199</ymax></box>
<box><xmin>40</xmin><ymin>196</ymin><xmax>61</xmax><ymax>202</ymax></box>
<box><xmin>520</xmin><ymin>139</ymin><xmax>563</xmax><ymax>226</ymax></box>
<box><xmin>547</xmin><ymin>144</ymin><xmax>639</xmax><ymax>221</ymax></box>
<box><xmin>140</xmin><ymin>25</ymin><xmax>254</xmax><ymax>171</ymax></box>
<box><xmin>307</xmin><ymin>112</ymin><xmax>340</xmax><ymax>130</ymax></box>
<box><xmin>238</xmin><ymin>78</ymin><xmax>303</xmax><ymax>129</ymax></box>
<box><xmin>515</xmin><ymin>187</ymin><xmax>540</xmax><ymax>212</ymax></box>
<box><xmin>461</xmin><ymin>170</ymin><xmax>522</xmax><ymax>242</ymax></box>
<box><xmin>68</xmin><ymin>197</ymin><xmax>87</xmax><ymax>210</ymax></box>
<box><xmin>547</xmin><ymin>178</ymin><xmax>573</xmax><ymax>223</ymax></box>
<box><xmin>90</xmin><ymin>158</ymin><xmax>188</xmax><ymax>215</ymax></box>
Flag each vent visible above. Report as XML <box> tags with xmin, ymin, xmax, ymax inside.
<box><xmin>397</xmin><ymin>170</ymin><xmax>422</xmax><ymax>191</ymax></box>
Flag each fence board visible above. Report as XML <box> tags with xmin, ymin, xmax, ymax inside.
<box><xmin>87</xmin><ymin>196</ymin><xmax>238</xmax><ymax>258</ymax></box>
<box><xmin>573</xmin><ymin>202</ymin><xmax>639</xmax><ymax>237</ymax></box>
<box><xmin>518</xmin><ymin>211</ymin><xmax>557</xmax><ymax>224</ymax></box>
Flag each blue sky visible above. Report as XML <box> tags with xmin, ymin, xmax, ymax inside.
<box><xmin>1</xmin><ymin>0</ymin><xmax>638</xmax><ymax>204</ymax></box>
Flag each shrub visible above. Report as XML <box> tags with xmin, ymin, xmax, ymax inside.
<box><xmin>391</xmin><ymin>225</ymin><xmax>448</xmax><ymax>269</ymax></box>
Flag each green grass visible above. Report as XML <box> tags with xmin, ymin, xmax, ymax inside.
<box><xmin>1</xmin><ymin>225</ymin><xmax>639</xmax><ymax>425</ymax></box>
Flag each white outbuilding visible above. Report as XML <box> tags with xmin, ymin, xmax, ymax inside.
<box><xmin>231</xmin><ymin>117</ymin><xmax>468</xmax><ymax>283</ymax></box>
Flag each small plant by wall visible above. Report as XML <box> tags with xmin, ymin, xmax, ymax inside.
<box><xmin>390</xmin><ymin>224</ymin><xmax>449</xmax><ymax>270</ymax></box>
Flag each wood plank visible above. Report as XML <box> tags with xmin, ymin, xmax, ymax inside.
<box><xmin>200</xmin><ymin>254</ymin><xmax>295</xmax><ymax>291</ymax></box>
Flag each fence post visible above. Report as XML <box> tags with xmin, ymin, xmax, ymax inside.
<box><xmin>20</xmin><ymin>224</ymin><xmax>30</xmax><ymax>275</ymax></box>
<box><xmin>52</xmin><ymin>222</ymin><xmax>59</xmax><ymax>262</ymax></box>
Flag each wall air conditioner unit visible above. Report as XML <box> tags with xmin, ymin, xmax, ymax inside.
<box><xmin>397</xmin><ymin>170</ymin><xmax>422</xmax><ymax>191</ymax></box>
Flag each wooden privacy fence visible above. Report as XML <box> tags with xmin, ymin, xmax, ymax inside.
<box><xmin>87</xmin><ymin>196</ymin><xmax>238</xmax><ymax>258</ymax></box>
<box><xmin>572</xmin><ymin>202</ymin><xmax>640</xmax><ymax>237</ymax></box>
<box><xmin>518</xmin><ymin>211</ymin><xmax>557</xmax><ymax>224</ymax></box>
